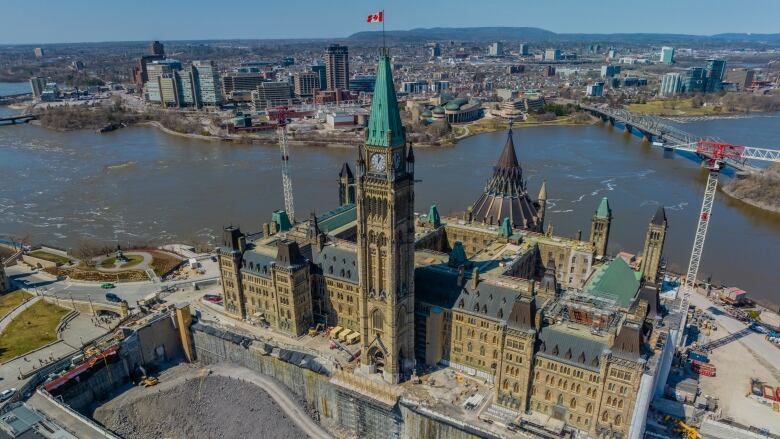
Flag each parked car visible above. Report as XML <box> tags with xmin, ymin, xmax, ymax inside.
<box><xmin>203</xmin><ymin>294</ymin><xmax>223</xmax><ymax>304</ymax></box>
<box><xmin>101</xmin><ymin>283</ymin><xmax>115</xmax><ymax>289</ymax></box>
<box><xmin>0</xmin><ymin>388</ymin><xmax>17</xmax><ymax>402</ymax></box>
<box><xmin>105</xmin><ymin>292</ymin><xmax>122</xmax><ymax>303</ymax></box>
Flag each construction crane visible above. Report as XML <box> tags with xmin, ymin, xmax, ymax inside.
<box><xmin>275</xmin><ymin>107</ymin><xmax>295</xmax><ymax>222</ymax></box>
<box><xmin>662</xmin><ymin>140</ymin><xmax>780</xmax><ymax>318</ymax></box>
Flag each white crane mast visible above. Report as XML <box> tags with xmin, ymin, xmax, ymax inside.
<box><xmin>277</xmin><ymin>112</ymin><xmax>295</xmax><ymax>222</ymax></box>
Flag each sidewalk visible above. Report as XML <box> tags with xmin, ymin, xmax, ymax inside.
<box><xmin>0</xmin><ymin>295</ymin><xmax>41</xmax><ymax>334</ymax></box>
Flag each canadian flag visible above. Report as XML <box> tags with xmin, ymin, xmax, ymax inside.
<box><xmin>367</xmin><ymin>11</ymin><xmax>383</xmax><ymax>23</ymax></box>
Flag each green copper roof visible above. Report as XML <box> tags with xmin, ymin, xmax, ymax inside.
<box><xmin>595</xmin><ymin>197</ymin><xmax>611</xmax><ymax>219</ymax></box>
<box><xmin>317</xmin><ymin>204</ymin><xmax>356</xmax><ymax>234</ymax></box>
<box><xmin>272</xmin><ymin>210</ymin><xmax>292</xmax><ymax>232</ymax></box>
<box><xmin>428</xmin><ymin>205</ymin><xmax>441</xmax><ymax>228</ymax></box>
<box><xmin>366</xmin><ymin>55</ymin><xmax>405</xmax><ymax>148</ymax></box>
<box><xmin>584</xmin><ymin>257</ymin><xmax>640</xmax><ymax>308</ymax></box>
<box><xmin>499</xmin><ymin>217</ymin><xmax>512</xmax><ymax>237</ymax></box>
<box><xmin>448</xmin><ymin>241</ymin><xmax>468</xmax><ymax>267</ymax></box>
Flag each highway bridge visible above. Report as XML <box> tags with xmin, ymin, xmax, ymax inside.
<box><xmin>0</xmin><ymin>113</ymin><xmax>38</xmax><ymax>126</ymax></box>
<box><xmin>580</xmin><ymin>104</ymin><xmax>756</xmax><ymax>172</ymax></box>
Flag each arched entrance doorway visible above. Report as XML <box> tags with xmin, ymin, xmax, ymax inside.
<box><xmin>367</xmin><ymin>346</ymin><xmax>385</xmax><ymax>374</ymax></box>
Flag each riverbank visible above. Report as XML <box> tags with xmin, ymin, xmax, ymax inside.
<box><xmin>722</xmin><ymin>177</ymin><xmax>780</xmax><ymax>215</ymax></box>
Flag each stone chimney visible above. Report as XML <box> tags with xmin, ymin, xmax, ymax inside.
<box><xmin>471</xmin><ymin>267</ymin><xmax>480</xmax><ymax>289</ymax></box>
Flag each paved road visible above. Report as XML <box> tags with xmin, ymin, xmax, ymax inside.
<box><xmin>5</xmin><ymin>253</ymin><xmax>220</xmax><ymax>307</ymax></box>
<box><xmin>689</xmin><ymin>292</ymin><xmax>780</xmax><ymax>375</ymax></box>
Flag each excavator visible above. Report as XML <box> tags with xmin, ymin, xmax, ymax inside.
<box><xmin>664</xmin><ymin>415</ymin><xmax>698</xmax><ymax>439</ymax></box>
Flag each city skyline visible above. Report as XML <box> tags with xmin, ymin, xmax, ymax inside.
<box><xmin>1</xmin><ymin>0</ymin><xmax>779</xmax><ymax>45</ymax></box>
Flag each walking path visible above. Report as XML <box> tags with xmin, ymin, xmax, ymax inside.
<box><xmin>0</xmin><ymin>295</ymin><xmax>41</xmax><ymax>334</ymax></box>
<box><xmin>210</xmin><ymin>364</ymin><xmax>334</xmax><ymax>439</ymax></box>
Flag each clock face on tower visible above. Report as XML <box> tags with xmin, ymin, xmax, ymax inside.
<box><xmin>370</xmin><ymin>153</ymin><xmax>386</xmax><ymax>172</ymax></box>
<box><xmin>393</xmin><ymin>151</ymin><xmax>402</xmax><ymax>173</ymax></box>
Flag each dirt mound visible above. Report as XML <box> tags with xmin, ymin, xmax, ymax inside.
<box><xmin>94</xmin><ymin>375</ymin><xmax>308</xmax><ymax>439</ymax></box>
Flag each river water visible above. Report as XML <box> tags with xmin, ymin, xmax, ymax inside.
<box><xmin>0</xmin><ymin>82</ymin><xmax>31</xmax><ymax>97</ymax></box>
<box><xmin>1</xmin><ymin>103</ymin><xmax>779</xmax><ymax>307</ymax></box>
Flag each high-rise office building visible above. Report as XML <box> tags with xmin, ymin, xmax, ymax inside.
<box><xmin>683</xmin><ymin>67</ymin><xmax>707</xmax><ymax>93</ymax></box>
<box><xmin>251</xmin><ymin>82</ymin><xmax>293</xmax><ymax>109</ymax></box>
<box><xmin>544</xmin><ymin>49</ymin><xmax>561</xmax><ymax>61</ymax></box>
<box><xmin>150</xmin><ymin>41</ymin><xmax>165</xmax><ymax>57</ymax></box>
<box><xmin>293</xmin><ymin>71</ymin><xmax>320</xmax><ymax>97</ymax></box>
<box><xmin>488</xmin><ymin>42</ymin><xmax>503</xmax><ymax>57</ymax></box>
<box><xmin>29</xmin><ymin>76</ymin><xmax>46</xmax><ymax>98</ymax></box>
<box><xmin>429</xmin><ymin>42</ymin><xmax>441</xmax><ymax>58</ymax></box>
<box><xmin>659</xmin><ymin>73</ymin><xmax>683</xmax><ymax>97</ymax></box>
<box><xmin>191</xmin><ymin>60</ymin><xmax>223</xmax><ymax>107</ymax></box>
<box><xmin>659</xmin><ymin>47</ymin><xmax>675</xmax><ymax>64</ymax></box>
<box><xmin>519</xmin><ymin>43</ymin><xmax>529</xmax><ymax>56</ymax></box>
<box><xmin>222</xmin><ymin>71</ymin><xmax>265</xmax><ymax>95</ymax></box>
<box><xmin>34</xmin><ymin>47</ymin><xmax>45</xmax><ymax>59</ymax></box>
<box><xmin>586</xmin><ymin>82</ymin><xmax>605</xmax><ymax>97</ymax></box>
<box><xmin>310</xmin><ymin>64</ymin><xmax>327</xmax><ymax>91</ymax></box>
<box><xmin>704</xmin><ymin>59</ymin><xmax>726</xmax><ymax>92</ymax></box>
<box><xmin>600</xmin><ymin>65</ymin><xmax>621</xmax><ymax>78</ymax></box>
<box><xmin>325</xmin><ymin>44</ymin><xmax>349</xmax><ymax>90</ymax></box>
<box><xmin>348</xmin><ymin>75</ymin><xmax>376</xmax><ymax>93</ymax></box>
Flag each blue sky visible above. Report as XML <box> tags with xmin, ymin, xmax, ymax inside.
<box><xmin>1</xmin><ymin>0</ymin><xmax>779</xmax><ymax>44</ymax></box>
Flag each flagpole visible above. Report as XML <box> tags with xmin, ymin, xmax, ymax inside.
<box><xmin>382</xmin><ymin>10</ymin><xmax>386</xmax><ymax>56</ymax></box>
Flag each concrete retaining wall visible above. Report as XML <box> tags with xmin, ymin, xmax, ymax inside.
<box><xmin>191</xmin><ymin>324</ymin><xmax>484</xmax><ymax>439</ymax></box>
<box><xmin>41</xmin><ymin>295</ymin><xmax>129</xmax><ymax>318</ymax></box>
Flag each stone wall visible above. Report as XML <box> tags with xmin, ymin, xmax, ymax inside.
<box><xmin>190</xmin><ymin>323</ymin><xmax>490</xmax><ymax>439</ymax></box>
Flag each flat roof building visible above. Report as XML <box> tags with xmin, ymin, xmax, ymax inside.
<box><xmin>325</xmin><ymin>44</ymin><xmax>349</xmax><ymax>91</ymax></box>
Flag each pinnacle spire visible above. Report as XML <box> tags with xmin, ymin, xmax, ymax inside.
<box><xmin>366</xmin><ymin>55</ymin><xmax>405</xmax><ymax>147</ymax></box>
<box><xmin>651</xmin><ymin>206</ymin><xmax>667</xmax><ymax>226</ymax></box>
<box><xmin>496</xmin><ymin>128</ymin><xmax>520</xmax><ymax>169</ymax></box>
<box><xmin>595</xmin><ymin>197</ymin><xmax>611</xmax><ymax>219</ymax></box>
<box><xmin>538</xmin><ymin>181</ymin><xmax>547</xmax><ymax>201</ymax></box>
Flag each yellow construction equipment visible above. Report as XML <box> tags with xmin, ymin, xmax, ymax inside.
<box><xmin>673</xmin><ymin>419</ymin><xmax>698</xmax><ymax>439</ymax></box>
<box><xmin>308</xmin><ymin>323</ymin><xmax>325</xmax><ymax>337</ymax></box>
<box><xmin>140</xmin><ymin>376</ymin><xmax>159</xmax><ymax>387</ymax></box>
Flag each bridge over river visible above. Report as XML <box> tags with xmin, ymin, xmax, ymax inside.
<box><xmin>580</xmin><ymin>104</ymin><xmax>757</xmax><ymax>172</ymax></box>
<box><xmin>0</xmin><ymin>113</ymin><xmax>38</xmax><ymax>126</ymax></box>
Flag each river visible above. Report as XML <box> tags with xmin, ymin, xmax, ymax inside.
<box><xmin>1</xmin><ymin>103</ymin><xmax>779</xmax><ymax>307</ymax></box>
<box><xmin>0</xmin><ymin>82</ymin><xmax>31</xmax><ymax>97</ymax></box>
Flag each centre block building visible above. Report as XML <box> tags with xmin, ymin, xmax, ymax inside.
<box><xmin>218</xmin><ymin>53</ymin><xmax>671</xmax><ymax>438</ymax></box>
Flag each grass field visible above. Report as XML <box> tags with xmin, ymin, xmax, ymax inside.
<box><xmin>100</xmin><ymin>254</ymin><xmax>144</xmax><ymax>269</ymax></box>
<box><xmin>626</xmin><ymin>99</ymin><xmax>731</xmax><ymax>116</ymax></box>
<box><xmin>0</xmin><ymin>300</ymin><xmax>69</xmax><ymax>362</ymax></box>
<box><xmin>0</xmin><ymin>290</ymin><xmax>32</xmax><ymax>321</ymax></box>
<box><xmin>28</xmin><ymin>250</ymin><xmax>71</xmax><ymax>265</ymax></box>
<box><xmin>149</xmin><ymin>251</ymin><xmax>183</xmax><ymax>277</ymax></box>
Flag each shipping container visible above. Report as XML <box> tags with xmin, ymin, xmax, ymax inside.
<box><xmin>765</xmin><ymin>385</ymin><xmax>777</xmax><ymax>401</ymax></box>
<box><xmin>688</xmin><ymin>351</ymin><xmax>709</xmax><ymax>363</ymax></box>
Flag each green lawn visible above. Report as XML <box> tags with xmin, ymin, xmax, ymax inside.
<box><xmin>626</xmin><ymin>99</ymin><xmax>730</xmax><ymax>116</ymax></box>
<box><xmin>0</xmin><ymin>290</ymin><xmax>32</xmax><ymax>321</ymax></box>
<box><xmin>100</xmin><ymin>254</ymin><xmax>144</xmax><ymax>269</ymax></box>
<box><xmin>28</xmin><ymin>250</ymin><xmax>71</xmax><ymax>265</ymax></box>
<box><xmin>0</xmin><ymin>300</ymin><xmax>70</xmax><ymax>362</ymax></box>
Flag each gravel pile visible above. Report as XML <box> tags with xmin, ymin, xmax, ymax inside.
<box><xmin>94</xmin><ymin>375</ymin><xmax>308</xmax><ymax>439</ymax></box>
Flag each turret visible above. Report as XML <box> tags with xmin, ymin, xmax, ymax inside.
<box><xmin>537</xmin><ymin>181</ymin><xmax>547</xmax><ymax>227</ymax></box>
<box><xmin>641</xmin><ymin>206</ymin><xmax>668</xmax><ymax>286</ymax></box>
<box><xmin>338</xmin><ymin>162</ymin><xmax>355</xmax><ymax>206</ymax></box>
<box><xmin>590</xmin><ymin>197</ymin><xmax>612</xmax><ymax>257</ymax></box>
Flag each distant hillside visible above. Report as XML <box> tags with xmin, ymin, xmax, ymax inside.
<box><xmin>349</xmin><ymin>27</ymin><xmax>556</xmax><ymax>42</ymax></box>
<box><xmin>348</xmin><ymin>27</ymin><xmax>780</xmax><ymax>45</ymax></box>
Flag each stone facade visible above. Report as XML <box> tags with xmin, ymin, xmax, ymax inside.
<box><xmin>217</xmin><ymin>54</ymin><xmax>666</xmax><ymax>438</ymax></box>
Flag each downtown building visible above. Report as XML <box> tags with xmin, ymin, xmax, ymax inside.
<box><xmin>144</xmin><ymin>60</ymin><xmax>223</xmax><ymax>108</ymax></box>
<box><xmin>217</xmin><ymin>53</ymin><xmax>672</xmax><ymax>439</ymax></box>
<box><xmin>325</xmin><ymin>44</ymin><xmax>350</xmax><ymax>90</ymax></box>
